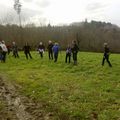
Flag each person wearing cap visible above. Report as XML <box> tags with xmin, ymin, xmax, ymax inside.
<box><xmin>38</xmin><ymin>42</ymin><xmax>45</xmax><ymax>58</ymax></box>
<box><xmin>12</xmin><ymin>42</ymin><xmax>19</xmax><ymax>58</ymax></box>
<box><xmin>71</xmin><ymin>40</ymin><xmax>79</xmax><ymax>65</ymax></box>
<box><xmin>102</xmin><ymin>43</ymin><xmax>112</xmax><ymax>67</ymax></box>
<box><xmin>47</xmin><ymin>40</ymin><xmax>53</xmax><ymax>60</ymax></box>
<box><xmin>52</xmin><ymin>43</ymin><xmax>60</xmax><ymax>62</ymax></box>
<box><xmin>0</xmin><ymin>41</ymin><xmax>8</xmax><ymax>62</ymax></box>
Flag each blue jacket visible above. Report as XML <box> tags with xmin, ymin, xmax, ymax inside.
<box><xmin>52</xmin><ymin>45</ymin><xmax>59</xmax><ymax>54</ymax></box>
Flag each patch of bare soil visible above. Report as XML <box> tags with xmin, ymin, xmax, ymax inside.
<box><xmin>0</xmin><ymin>77</ymin><xmax>54</xmax><ymax>120</ymax></box>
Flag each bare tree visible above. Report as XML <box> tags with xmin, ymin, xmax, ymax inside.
<box><xmin>14</xmin><ymin>0</ymin><xmax>22</xmax><ymax>27</ymax></box>
<box><xmin>14</xmin><ymin>0</ymin><xmax>24</xmax><ymax>46</ymax></box>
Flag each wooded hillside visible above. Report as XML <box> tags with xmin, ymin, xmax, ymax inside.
<box><xmin>0</xmin><ymin>20</ymin><xmax>120</xmax><ymax>52</ymax></box>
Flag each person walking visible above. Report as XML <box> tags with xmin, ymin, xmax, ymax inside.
<box><xmin>0</xmin><ymin>42</ymin><xmax>3</xmax><ymax>62</ymax></box>
<box><xmin>65</xmin><ymin>44</ymin><xmax>71</xmax><ymax>63</ymax></box>
<box><xmin>7</xmin><ymin>45</ymin><xmax>11</xmax><ymax>55</ymax></box>
<box><xmin>38</xmin><ymin>42</ymin><xmax>45</xmax><ymax>58</ymax></box>
<box><xmin>23</xmin><ymin>42</ymin><xmax>32</xmax><ymax>59</ymax></box>
<box><xmin>71</xmin><ymin>40</ymin><xmax>79</xmax><ymax>65</ymax></box>
<box><xmin>102</xmin><ymin>43</ymin><xmax>112</xmax><ymax>67</ymax></box>
<box><xmin>0</xmin><ymin>41</ymin><xmax>8</xmax><ymax>62</ymax></box>
<box><xmin>12</xmin><ymin>42</ymin><xmax>19</xmax><ymax>58</ymax></box>
<box><xmin>52</xmin><ymin>43</ymin><xmax>60</xmax><ymax>62</ymax></box>
<box><xmin>47</xmin><ymin>40</ymin><xmax>53</xmax><ymax>60</ymax></box>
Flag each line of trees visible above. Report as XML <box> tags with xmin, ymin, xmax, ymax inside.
<box><xmin>0</xmin><ymin>20</ymin><xmax>120</xmax><ymax>52</ymax></box>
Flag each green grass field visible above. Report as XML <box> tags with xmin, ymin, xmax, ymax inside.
<box><xmin>0</xmin><ymin>52</ymin><xmax>120</xmax><ymax>120</ymax></box>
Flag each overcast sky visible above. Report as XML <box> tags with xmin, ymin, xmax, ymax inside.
<box><xmin>0</xmin><ymin>0</ymin><xmax>120</xmax><ymax>26</ymax></box>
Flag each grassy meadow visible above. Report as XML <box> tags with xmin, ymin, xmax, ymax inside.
<box><xmin>0</xmin><ymin>51</ymin><xmax>120</xmax><ymax>120</ymax></box>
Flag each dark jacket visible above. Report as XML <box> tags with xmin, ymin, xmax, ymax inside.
<box><xmin>52</xmin><ymin>45</ymin><xmax>59</xmax><ymax>54</ymax></box>
<box><xmin>104</xmin><ymin>47</ymin><xmax>110</xmax><ymax>56</ymax></box>
<box><xmin>12</xmin><ymin>45</ymin><xmax>18</xmax><ymax>52</ymax></box>
<box><xmin>71</xmin><ymin>44</ymin><xmax>79</xmax><ymax>53</ymax></box>
<box><xmin>24</xmin><ymin>45</ymin><xmax>31</xmax><ymax>53</ymax></box>
<box><xmin>47</xmin><ymin>43</ymin><xmax>53</xmax><ymax>52</ymax></box>
<box><xmin>104</xmin><ymin>47</ymin><xmax>109</xmax><ymax>53</ymax></box>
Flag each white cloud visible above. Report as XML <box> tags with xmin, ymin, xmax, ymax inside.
<box><xmin>86</xmin><ymin>2</ymin><xmax>106</xmax><ymax>12</ymax></box>
<box><xmin>23</xmin><ymin>0</ymin><xmax>34</xmax><ymax>2</ymax></box>
<box><xmin>0</xmin><ymin>0</ymin><xmax>120</xmax><ymax>26</ymax></box>
<box><xmin>35</xmin><ymin>0</ymin><xmax>50</xmax><ymax>8</ymax></box>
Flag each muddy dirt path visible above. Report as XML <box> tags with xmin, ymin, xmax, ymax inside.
<box><xmin>0</xmin><ymin>77</ymin><xmax>34</xmax><ymax>120</ymax></box>
<box><xmin>0</xmin><ymin>77</ymin><xmax>53</xmax><ymax>120</ymax></box>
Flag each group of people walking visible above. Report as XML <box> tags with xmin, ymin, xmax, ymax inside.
<box><xmin>37</xmin><ymin>40</ymin><xmax>79</xmax><ymax>64</ymax></box>
<box><xmin>0</xmin><ymin>40</ymin><xmax>112</xmax><ymax>67</ymax></box>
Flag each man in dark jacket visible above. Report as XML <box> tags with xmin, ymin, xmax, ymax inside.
<box><xmin>71</xmin><ymin>40</ymin><xmax>79</xmax><ymax>65</ymax></box>
<box><xmin>102</xmin><ymin>43</ymin><xmax>112</xmax><ymax>67</ymax></box>
<box><xmin>47</xmin><ymin>40</ymin><xmax>53</xmax><ymax>60</ymax></box>
<box><xmin>23</xmin><ymin>42</ymin><xmax>32</xmax><ymax>59</ymax></box>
